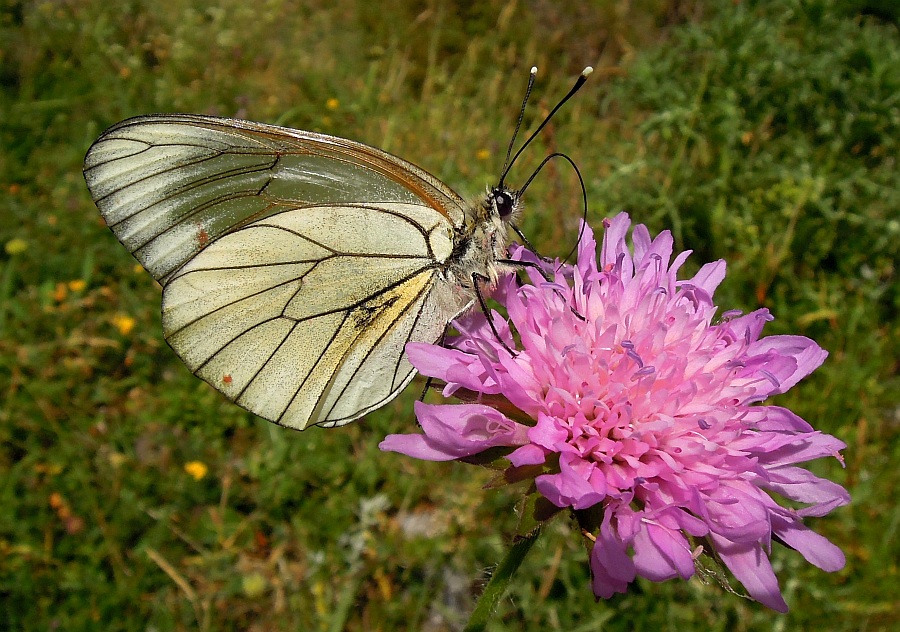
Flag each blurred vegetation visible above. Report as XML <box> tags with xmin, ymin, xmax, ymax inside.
<box><xmin>1</xmin><ymin>0</ymin><xmax>898</xmax><ymax>630</ymax></box>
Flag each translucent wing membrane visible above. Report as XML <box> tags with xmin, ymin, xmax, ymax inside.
<box><xmin>84</xmin><ymin>115</ymin><xmax>473</xmax><ymax>429</ymax></box>
<box><xmin>84</xmin><ymin>114</ymin><xmax>466</xmax><ymax>284</ymax></box>
<box><xmin>162</xmin><ymin>203</ymin><xmax>469</xmax><ymax>429</ymax></box>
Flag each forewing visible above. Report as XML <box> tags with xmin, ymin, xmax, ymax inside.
<box><xmin>84</xmin><ymin>114</ymin><xmax>467</xmax><ymax>284</ymax></box>
<box><xmin>161</xmin><ymin>203</ymin><xmax>470</xmax><ymax>429</ymax></box>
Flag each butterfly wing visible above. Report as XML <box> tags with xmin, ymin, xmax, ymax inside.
<box><xmin>83</xmin><ymin>114</ymin><xmax>467</xmax><ymax>284</ymax></box>
<box><xmin>163</xmin><ymin>202</ymin><xmax>469</xmax><ymax>429</ymax></box>
<box><xmin>84</xmin><ymin>115</ymin><xmax>471</xmax><ymax>429</ymax></box>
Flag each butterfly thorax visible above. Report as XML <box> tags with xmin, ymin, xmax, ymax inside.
<box><xmin>441</xmin><ymin>185</ymin><xmax>520</xmax><ymax>295</ymax></box>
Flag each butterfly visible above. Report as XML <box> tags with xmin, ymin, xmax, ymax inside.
<box><xmin>83</xmin><ymin>67</ymin><xmax>591</xmax><ymax>431</ymax></box>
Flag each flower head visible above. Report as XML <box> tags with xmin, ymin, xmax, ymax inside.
<box><xmin>380</xmin><ymin>213</ymin><xmax>849</xmax><ymax>611</ymax></box>
<box><xmin>184</xmin><ymin>460</ymin><xmax>209</xmax><ymax>481</ymax></box>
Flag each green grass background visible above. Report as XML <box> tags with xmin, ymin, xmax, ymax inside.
<box><xmin>1</xmin><ymin>0</ymin><xmax>898</xmax><ymax>629</ymax></box>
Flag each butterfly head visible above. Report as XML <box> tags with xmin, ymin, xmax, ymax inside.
<box><xmin>489</xmin><ymin>185</ymin><xmax>521</xmax><ymax>223</ymax></box>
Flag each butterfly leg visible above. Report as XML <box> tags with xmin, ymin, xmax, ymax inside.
<box><xmin>497</xmin><ymin>258</ymin><xmax>586</xmax><ymax>322</ymax></box>
<box><xmin>471</xmin><ymin>272</ymin><xmax>517</xmax><ymax>357</ymax></box>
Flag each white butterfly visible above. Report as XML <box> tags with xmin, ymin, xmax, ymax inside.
<box><xmin>84</xmin><ymin>67</ymin><xmax>591</xmax><ymax>431</ymax></box>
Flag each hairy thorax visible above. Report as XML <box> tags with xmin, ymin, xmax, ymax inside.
<box><xmin>441</xmin><ymin>192</ymin><xmax>518</xmax><ymax>296</ymax></box>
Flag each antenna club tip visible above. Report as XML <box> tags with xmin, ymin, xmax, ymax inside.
<box><xmin>582</xmin><ymin>66</ymin><xmax>594</xmax><ymax>77</ymax></box>
<box><xmin>530</xmin><ymin>66</ymin><xmax>538</xmax><ymax>75</ymax></box>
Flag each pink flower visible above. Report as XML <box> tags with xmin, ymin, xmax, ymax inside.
<box><xmin>380</xmin><ymin>213</ymin><xmax>849</xmax><ymax>612</ymax></box>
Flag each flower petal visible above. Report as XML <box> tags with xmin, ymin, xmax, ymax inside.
<box><xmin>536</xmin><ymin>453</ymin><xmax>606</xmax><ymax>509</ymax></box>
<box><xmin>771</xmin><ymin>513</ymin><xmax>846</xmax><ymax>571</ymax></box>
<box><xmin>746</xmin><ymin>335</ymin><xmax>828</xmax><ymax>395</ymax></box>
<box><xmin>405</xmin><ymin>342</ymin><xmax>490</xmax><ymax>394</ymax></box>
<box><xmin>711</xmin><ymin>533</ymin><xmax>789</xmax><ymax>613</ymax></box>
<box><xmin>590</xmin><ymin>508</ymin><xmax>637</xmax><ymax>598</ymax></box>
<box><xmin>632</xmin><ymin>520</ymin><xmax>695</xmax><ymax>581</ymax></box>
<box><xmin>690</xmin><ymin>260</ymin><xmax>727</xmax><ymax>296</ymax></box>
<box><xmin>749</xmin><ymin>406</ymin><xmax>814</xmax><ymax>432</ymax></box>
<box><xmin>379</xmin><ymin>402</ymin><xmax>527</xmax><ymax>461</ymax></box>
<box><xmin>764</xmin><ymin>466</ymin><xmax>851</xmax><ymax>515</ymax></box>
<box><xmin>507</xmin><ymin>443</ymin><xmax>548</xmax><ymax>466</ymax></box>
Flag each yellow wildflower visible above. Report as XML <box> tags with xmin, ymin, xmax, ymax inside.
<box><xmin>5</xmin><ymin>238</ymin><xmax>28</xmax><ymax>255</ymax></box>
<box><xmin>326</xmin><ymin>98</ymin><xmax>340</xmax><ymax>110</ymax></box>
<box><xmin>112</xmin><ymin>315</ymin><xmax>136</xmax><ymax>336</ymax></box>
<box><xmin>242</xmin><ymin>573</ymin><xmax>267</xmax><ymax>598</ymax></box>
<box><xmin>184</xmin><ymin>461</ymin><xmax>208</xmax><ymax>481</ymax></box>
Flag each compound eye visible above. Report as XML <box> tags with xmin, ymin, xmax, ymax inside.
<box><xmin>492</xmin><ymin>188</ymin><xmax>517</xmax><ymax>219</ymax></box>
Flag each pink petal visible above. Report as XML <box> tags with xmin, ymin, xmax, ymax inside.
<box><xmin>507</xmin><ymin>443</ymin><xmax>548</xmax><ymax>466</ymax></box>
<box><xmin>535</xmin><ymin>453</ymin><xmax>606</xmax><ymax>509</ymax></box>
<box><xmin>632</xmin><ymin>521</ymin><xmax>695</xmax><ymax>581</ymax></box>
<box><xmin>590</xmin><ymin>509</ymin><xmax>636</xmax><ymax>598</ymax></box>
<box><xmin>764</xmin><ymin>466</ymin><xmax>851</xmax><ymax>515</ymax></box>
<box><xmin>723</xmin><ymin>308</ymin><xmax>773</xmax><ymax>345</ymax></box>
<box><xmin>711</xmin><ymin>533</ymin><xmax>789</xmax><ymax>613</ymax></box>
<box><xmin>599</xmin><ymin>213</ymin><xmax>632</xmax><ymax>270</ymax></box>
<box><xmin>753</xmin><ymin>435</ymin><xmax>849</xmax><ymax>468</ymax></box>
<box><xmin>771</xmin><ymin>513</ymin><xmax>846</xmax><ymax>572</ymax></box>
<box><xmin>405</xmin><ymin>343</ymin><xmax>487</xmax><ymax>393</ymax></box>
<box><xmin>526</xmin><ymin>412</ymin><xmax>570</xmax><ymax>451</ymax></box>
<box><xmin>749</xmin><ymin>406</ymin><xmax>814</xmax><ymax>432</ymax></box>
<box><xmin>703</xmin><ymin>483</ymin><xmax>771</xmax><ymax>542</ymax></box>
<box><xmin>689</xmin><ymin>260</ymin><xmax>727</xmax><ymax>296</ymax></box>
<box><xmin>379</xmin><ymin>402</ymin><xmax>527</xmax><ymax>461</ymax></box>
<box><xmin>746</xmin><ymin>335</ymin><xmax>828</xmax><ymax>394</ymax></box>
<box><xmin>377</xmin><ymin>434</ymin><xmax>460</xmax><ymax>462</ymax></box>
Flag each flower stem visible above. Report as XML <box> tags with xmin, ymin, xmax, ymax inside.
<box><xmin>463</xmin><ymin>529</ymin><xmax>541</xmax><ymax>632</ymax></box>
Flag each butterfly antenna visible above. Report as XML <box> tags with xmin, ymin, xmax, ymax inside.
<box><xmin>499</xmin><ymin>66</ymin><xmax>593</xmax><ymax>186</ymax></box>
<box><xmin>499</xmin><ymin>66</ymin><xmax>538</xmax><ymax>184</ymax></box>
<box><xmin>519</xmin><ymin>152</ymin><xmax>589</xmax><ymax>265</ymax></box>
